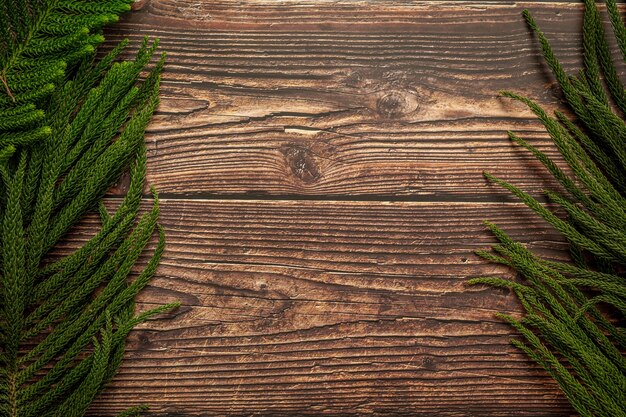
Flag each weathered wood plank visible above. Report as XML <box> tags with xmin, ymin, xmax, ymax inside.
<box><xmin>101</xmin><ymin>1</ymin><xmax>623</xmax><ymax>200</ymax></box>
<box><xmin>74</xmin><ymin>199</ymin><xmax>574</xmax><ymax>416</ymax></box>
<box><xmin>81</xmin><ymin>1</ymin><xmax>610</xmax><ymax>415</ymax></box>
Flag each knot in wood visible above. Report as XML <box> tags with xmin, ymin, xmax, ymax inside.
<box><xmin>282</xmin><ymin>144</ymin><xmax>321</xmax><ymax>183</ymax></box>
<box><xmin>377</xmin><ymin>91</ymin><xmax>415</xmax><ymax>118</ymax></box>
<box><xmin>345</xmin><ymin>70</ymin><xmax>365</xmax><ymax>88</ymax></box>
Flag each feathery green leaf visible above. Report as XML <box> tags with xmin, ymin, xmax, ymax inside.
<box><xmin>472</xmin><ymin>2</ymin><xmax>626</xmax><ymax>415</ymax></box>
<box><xmin>0</xmin><ymin>3</ymin><xmax>176</xmax><ymax>416</ymax></box>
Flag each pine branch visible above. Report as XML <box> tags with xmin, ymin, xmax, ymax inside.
<box><xmin>0</xmin><ymin>3</ymin><xmax>178</xmax><ymax>416</ymax></box>
<box><xmin>470</xmin><ymin>2</ymin><xmax>626</xmax><ymax>415</ymax></box>
<box><xmin>0</xmin><ymin>0</ymin><xmax>135</xmax><ymax>159</ymax></box>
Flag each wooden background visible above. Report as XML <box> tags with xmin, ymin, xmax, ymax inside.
<box><xmin>79</xmin><ymin>0</ymin><xmax>621</xmax><ymax>415</ymax></box>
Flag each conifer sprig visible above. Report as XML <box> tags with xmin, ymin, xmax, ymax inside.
<box><xmin>470</xmin><ymin>1</ymin><xmax>626</xmax><ymax>415</ymax></box>
<box><xmin>0</xmin><ymin>0</ymin><xmax>135</xmax><ymax>160</ymax></box>
<box><xmin>0</xmin><ymin>2</ymin><xmax>177</xmax><ymax>416</ymax></box>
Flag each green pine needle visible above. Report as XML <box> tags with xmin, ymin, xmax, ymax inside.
<box><xmin>0</xmin><ymin>2</ymin><xmax>176</xmax><ymax>416</ymax></box>
<box><xmin>472</xmin><ymin>2</ymin><xmax>626</xmax><ymax>415</ymax></box>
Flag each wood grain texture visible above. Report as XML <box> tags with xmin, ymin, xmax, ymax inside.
<box><xmin>83</xmin><ymin>0</ymin><xmax>621</xmax><ymax>415</ymax></box>
<box><xmin>71</xmin><ymin>200</ymin><xmax>573</xmax><ymax>416</ymax></box>
<box><xmin>103</xmin><ymin>0</ymin><xmax>625</xmax><ymax>200</ymax></box>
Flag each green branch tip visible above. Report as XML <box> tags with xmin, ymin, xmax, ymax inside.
<box><xmin>482</xmin><ymin>171</ymin><xmax>497</xmax><ymax>182</ymax></box>
<box><xmin>499</xmin><ymin>90</ymin><xmax>517</xmax><ymax>99</ymax></box>
<box><xmin>482</xmin><ymin>220</ymin><xmax>496</xmax><ymax>228</ymax></box>
<box><xmin>522</xmin><ymin>9</ymin><xmax>536</xmax><ymax>28</ymax></box>
<box><xmin>506</xmin><ymin>130</ymin><xmax>522</xmax><ymax>141</ymax></box>
<box><xmin>92</xmin><ymin>34</ymin><xmax>106</xmax><ymax>44</ymax></box>
<box><xmin>466</xmin><ymin>277</ymin><xmax>503</xmax><ymax>286</ymax></box>
<box><xmin>494</xmin><ymin>312</ymin><xmax>515</xmax><ymax>322</ymax></box>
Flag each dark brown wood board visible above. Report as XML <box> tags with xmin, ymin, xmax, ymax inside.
<box><xmin>86</xmin><ymin>1</ymin><xmax>622</xmax><ymax>415</ymax></box>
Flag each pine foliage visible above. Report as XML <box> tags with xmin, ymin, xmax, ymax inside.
<box><xmin>0</xmin><ymin>0</ymin><xmax>134</xmax><ymax>154</ymax></box>
<box><xmin>469</xmin><ymin>1</ymin><xmax>626</xmax><ymax>416</ymax></box>
<box><xmin>0</xmin><ymin>2</ymin><xmax>177</xmax><ymax>416</ymax></box>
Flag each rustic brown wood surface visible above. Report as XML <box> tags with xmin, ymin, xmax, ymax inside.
<box><xmin>84</xmin><ymin>1</ymin><xmax>621</xmax><ymax>415</ymax></box>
